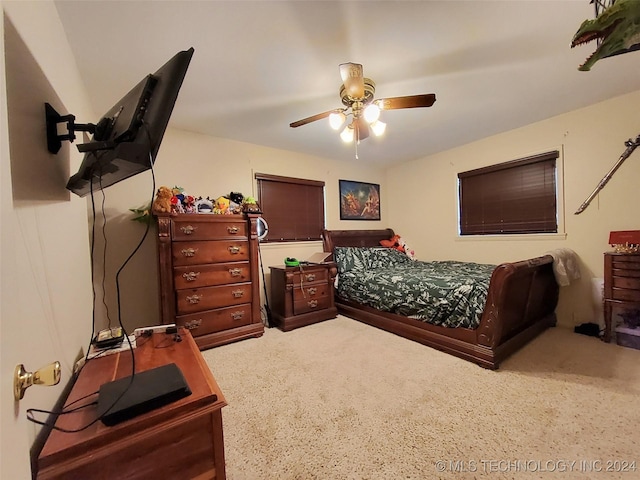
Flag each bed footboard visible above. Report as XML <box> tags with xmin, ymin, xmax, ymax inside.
<box><xmin>476</xmin><ymin>255</ymin><xmax>559</xmax><ymax>351</ymax></box>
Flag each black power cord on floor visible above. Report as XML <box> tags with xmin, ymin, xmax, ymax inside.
<box><xmin>258</xmin><ymin>243</ymin><xmax>273</xmax><ymax>327</ymax></box>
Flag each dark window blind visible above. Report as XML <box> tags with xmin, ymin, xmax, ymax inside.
<box><xmin>458</xmin><ymin>151</ymin><xmax>558</xmax><ymax>235</ymax></box>
<box><xmin>256</xmin><ymin>173</ymin><xmax>325</xmax><ymax>242</ymax></box>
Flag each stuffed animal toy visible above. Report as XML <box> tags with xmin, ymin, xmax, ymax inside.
<box><xmin>242</xmin><ymin>196</ymin><xmax>261</xmax><ymax>213</ymax></box>
<box><xmin>380</xmin><ymin>234</ymin><xmax>415</xmax><ymax>260</ymax></box>
<box><xmin>397</xmin><ymin>237</ymin><xmax>415</xmax><ymax>260</ymax></box>
<box><xmin>213</xmin><ymin>196</ymin><xmax>231</xmax><ymax>214</ymax></box>
<box><xmin>170</xmin><ymin>185</ymin><xmax>186</xmax><ymax>213</ymax></box>
<box><xmin>183</xmin><ymin>195</ymin><xmax>196</xmax><ymax>213</ymax></box>
<box><xmin>170</xmin><ymin>195</ymin><xmax>184</xmax><ymax>213</ymax></box>
<box><xmin>228</xmin><ymin>192</ymin><xmax>244</xmax><ymax>205</ymax></box>
<box><xmin>225</xmin><ymin>192</ymin><xmax>249</xmax><ymax>213</ymax></box>
<box><xmin>380</xmin><ymin>234</ymin><xmax>404</xmax><ymax>251</ymax></box>
<box><xmin>152</xmin><ymin>186</ymin><xmax>173</xmax><ymax>213</ymax></box>
<box><xmin>172</xmin><ymin>186</ymin><xmax>185</xmax><ymax>202</ymax></box>
<box><xmin>195</xmin><ymin>197</ymin><xmax>214</xmax><ymax>213</ymax></box>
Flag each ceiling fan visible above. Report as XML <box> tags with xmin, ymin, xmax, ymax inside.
<box><xmin>290</xmin><ymin>62</ymin><xmax>436</xmax><ymax>146</ymax></box>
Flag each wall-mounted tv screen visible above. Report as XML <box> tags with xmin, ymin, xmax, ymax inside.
<box><xmin>66</xmin><ymin>48</ymin><xmax>194</xmax><ymax>197</ymax></box>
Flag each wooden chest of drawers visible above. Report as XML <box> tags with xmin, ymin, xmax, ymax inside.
<box><xmin>269</xmin><ymin>263</ymin><xmax>338</xmax><ymax>331</ymax></box>
<box><xmin>603</xmin><ymin>252</ymin><xmax>640</xmax><ymax>342</ymax></box>
<box><xmin>36</xmin><ymin>330</ymin><xmax>227</xmax><ymax>480</ymax></box>
<box><xmin>156</xmin><ymin>213</ymin><xmax>264</xmax><ymax>349</ymax></box>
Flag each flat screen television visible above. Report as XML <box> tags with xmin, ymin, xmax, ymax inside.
<box><xmin>66</xmin><ymin>47</ymin><xmax>194</xmax><ymax>197</ymax></box>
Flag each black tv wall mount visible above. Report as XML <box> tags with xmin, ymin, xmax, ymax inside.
<box><xmin>45</xmin><ymin>103</ymin><xmax>96</xmax><ymax>154</ymax></box>
<box><xmin>45</xmin><ymin>103</ymin><xmax>112</xmax><ymax>154</ymax></box>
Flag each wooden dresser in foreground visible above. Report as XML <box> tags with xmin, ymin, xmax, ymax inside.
<box><xmin>269</xmin><ymin>262</ymin><xmax>338</xmax><ymax>331</ymax></box>
<box><xmin>603</xmin><ymin>252</ymin><xmax>640</xmax><ymax>342</ymax></box>
<box><xmin>156</xmin><ymin>213</ymin><xmax>264</xmax><ymax>349</ymax></box>
<box><xmin>37</xmin><ymin>329</ymin><xmax>227</xmax><ymax>480</ymax></box>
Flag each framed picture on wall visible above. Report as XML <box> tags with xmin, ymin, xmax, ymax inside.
<box><xmin>339</xmin><ymin>180</ymin><xmax>380</xmax><ymax>220</ymax></box>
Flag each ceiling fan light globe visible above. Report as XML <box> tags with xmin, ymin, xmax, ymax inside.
<box><xmin>329</xmin><ymin>111</ymin><xmax>346</xmax><ymax>130</ymax></box>
<box><xmin>340</xmin><ymin>125</ymin><xmax>354</xmax><ymax>143</ymax></box>
<box><xmin>363</xmin><ymin>104</ymin><xmax>380</xmax><ymax>123</ymax></box>
<box><xmin>371</xmin><ymin>120</ymin><xmax>386</xmax><ymax>137</ymax></box>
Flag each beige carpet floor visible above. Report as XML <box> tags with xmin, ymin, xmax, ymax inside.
<box><xmin>203</xmin><ymin>316</ymin><xmax>640</xmax><ymax>480</ymax></box>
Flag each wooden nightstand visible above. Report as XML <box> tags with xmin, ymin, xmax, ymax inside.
<box><xmin>603</xmin><ymin>252</ymin><xmax>640</xmax><ymax>342</ymax></box>
<box><xmin>269</xmin><ymin>262</ymin><xmax>338</xmax><ymax>331</ymax></box>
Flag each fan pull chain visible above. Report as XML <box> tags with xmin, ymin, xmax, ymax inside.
<box><xmin>355</xmin><ymin>139</ymin><xmax>359</xmax><ymax>159</ymax></box>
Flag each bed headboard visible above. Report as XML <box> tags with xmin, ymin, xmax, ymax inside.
<box><xmin>322</xmin><ymin>228</ymin><xmax>395</xmax><ymax>253</ymax></box>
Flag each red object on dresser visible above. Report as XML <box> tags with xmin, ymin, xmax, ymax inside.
<box><xmin>609</xmin><ymin>230</ymin><xmax>640</xmax><ymax>245</ymax></box>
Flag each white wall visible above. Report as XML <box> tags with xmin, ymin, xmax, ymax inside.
<box><xmin>0</xmin><ymin>14</ymin><xmax>388</xmax><ymax>478</ymax></box>
<box><xmin>387</xmin><ymin>89</ymin><xmax>640</xmax><ymax>328</ymax></box>
<box><xmin>93</xmin><ymin>127</ymin><xmax>387</xmax><ymax>332</ymax></box>
<box><xmin>1</xmin><ymin>2</ymin><xmax>95</xmax><ymax>478</ymax></box>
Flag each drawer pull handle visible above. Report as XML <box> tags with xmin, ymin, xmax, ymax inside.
<box><xmin>229</xmin><ymin>268</ymin><xmax>242</xmax><ymax>277</ymax></box>
<box><xmin>185</xmin><ymin>319</ymin><xmax>202</xmax><ymax>330</ymax></box>
<box><xmin>308</xmin><ymin>299</ymin><xmax>318</xmax><ymax>308</ymax></box>
<box><xmin>307</xmin><ymin>287</ymin><xmax>317</xmax><ymax>295</ymax></box>
<box><xmin>181</xmin><ymin>248</ymin><xmax>198</xmax><ymax>257</ymax></box>
<box><xmin>228</xmin><ymin>246</ymin><xmax>241</xmax><ymax>254</ymax></box>
<box><xmin>227</xmin><ymin>226</ymin><xmax>239</xmax><ymax>234</ymax></box>
<box><xmin>180</xmin><ymin>225</ymin><xmax>196</xmax><ymax>235</ymax></box>
<box><xmin>230</xmin><ymin>311</ymin><xmax>244</xmax><ymax>321</ymax></box>
<box><xmin>186</xmin><ymin>294</ymin><xmax>203</xmax><ymax>304</ymax></box>
<box><xmin>232</xmin><ymin>290</ymin><xmax>244</xmax><ymax>298</ymax></box>
<box><xmin>183</xmin><ymin>271</ymin><xmax>200</xmax><ymax>282</ymax></box>
<box><xmin>305</xmin><ymin>274</ymin><xmax>316</xmax><ymax>282</ymax></box>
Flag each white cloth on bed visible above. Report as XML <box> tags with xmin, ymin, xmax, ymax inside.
<box><xmin>546</xmin><ymin>248</ymin><xmax>581</xmax><ymax>286</ymax></box>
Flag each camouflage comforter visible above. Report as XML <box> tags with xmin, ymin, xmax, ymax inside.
<box><xmin>334</xmin><ymin>247</ymin><xmax>496</xmax><ymax>329</ymax></box>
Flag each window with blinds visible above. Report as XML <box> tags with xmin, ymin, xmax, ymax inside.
<box><xmin>255</xmin><ymin>173</ymin><xmax>325</xmax><ymax>242</ymax></box>
<box><xmin>458</xmin><ymin>150</ymin><xmax>559</xmax><ymax>235</ymax></box>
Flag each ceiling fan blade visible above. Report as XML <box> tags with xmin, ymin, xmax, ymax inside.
<box><xmin>289</xmin><ymin>110</ymin><xmax>334</xmax><ymax>128</ymax></box>
<box><xmin>354</xmin><ymin>117</ymin><xmax>369</xmax><ymax>141</ymax></box>
<box><xmin>377</xmin><ymin>94</ymin><xmax>436</xmax><ymax>110</ymax></box>
<box><xmin>339</xmin><ymin>63</ymin><xmax>365</xmax><ymax>99</ymax></box>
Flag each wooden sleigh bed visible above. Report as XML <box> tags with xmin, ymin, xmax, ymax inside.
<box><xmin>322</xmin><ymin>228</ymin><xmax>560</xmax><ymax>369</ymax></box>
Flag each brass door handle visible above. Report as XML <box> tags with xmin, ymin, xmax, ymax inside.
<box><xmin>228</xmin><ymin>246</ymin><xmax>241</xmax><ymax>254</ymax></box>
<box><xmin>227</xmin><ymin>226</ymin><xmax>239</xmax><ymax>234</ymax></box>
<box><xmin>14</xmin><ymin>362</ymin><xmax>61</xmax><ymax>401</ymax></box>
<box><xmin>229</xmin><ymin>268</ymin><xmax>242</xmax><ymax>277</ymax></box>
<box><xmin>232</xmin><ymin>290</ymin><xmax>244</xmax><ymax>298</ymax></box>
<box><xmin>180</xmin><ymin>225</ymin><xmax>196</xmax><ymax>235</ymax></box>
<box><xmin>181</xmin><ymin>248</ymin><xmax>197</xmax><ymax>257</ymax></box>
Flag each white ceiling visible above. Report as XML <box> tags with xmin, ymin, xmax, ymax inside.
<box><xmin>54</xmin><ymin>0</ymin><xmax>640</xmax><ymax>167</ymax></box>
